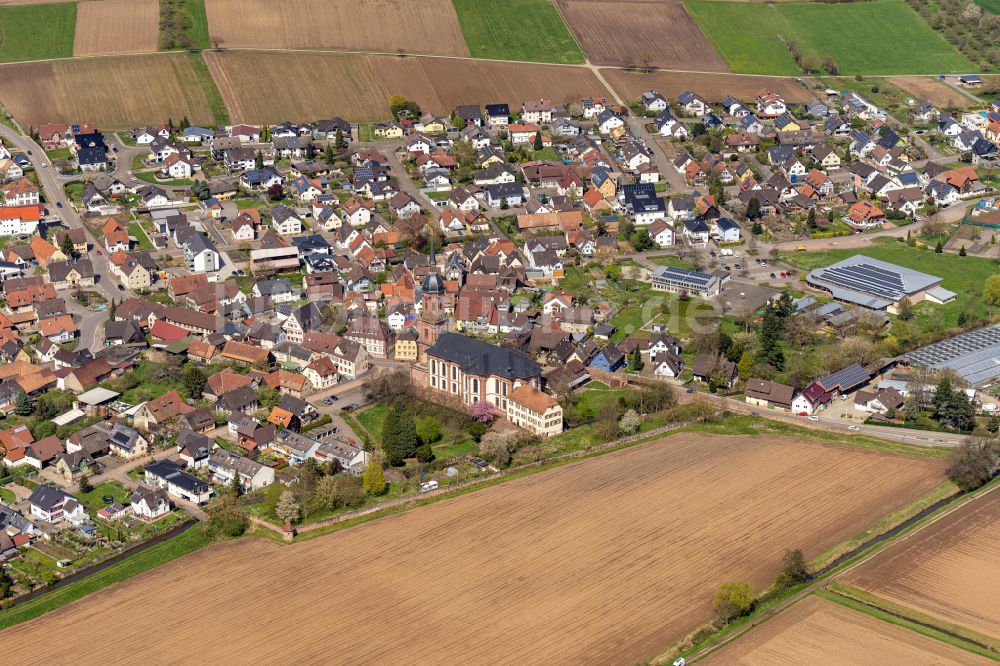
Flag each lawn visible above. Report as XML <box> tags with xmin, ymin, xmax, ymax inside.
<box><xmin>355</xmin><ymin>404</ymin><xmax>389</xmax><ymax>439</ymax></box>
<box><xmin>609</xmin><ymin>305</ymin><xmax>649</xmax><ymax>341</ymax></box>
<box><xmin>782</xmin><ymin>237</ymin><xmax>998</xmax><ymax>336</ymax></box>
<box><xmin>0</xmin><ymin>526</ymin><xmax>209</xmax><ymax>631</ymax></box>
<box><xmin>0</xmin><ymin>487</ymin><xmax>15</xmax><ymax>504</ymax></box>
<box><xmin>128</xmin><ymin>221</ymin><xmax>154</xmax><ymax>250</ymax></box>
<box><xmin>357</xmin><ymin>123</ymin><xmax>375</xmax><ymax>142</ymax></box>
<box><xmin>685</xmin><ymin>0</ymin><xmax>974</xmax><ymax>75</ymax></box>
<box><xmin>184</xmin><ymin>0</ymin><xmax>211</xmax><ymax>50</ymax></box>
<box><xmin>133</xmin><ymin>171</ymin><xmax>193</xmax><ymax>186</ymax></box>
<box><xmin>451</xmin><ymin>0</ymin><xmax>584</xmax><ymax>64</ymax></box>
<box><xmin>974</xmin><ymin>0</ymin><xmax>1000</xmax><ymax>11</ymax></box>
<box><xmin>75</xmin><ymin>481</ymin><xmax>132</xmax><ymax>514</ymax></box>
<box><xmin>0</xmin><ymin>3</ymin><xmax>76</xmax><ymax>63</ymax></box>
<box><xmin>649</xmin><ymin>254</ymin><xmax>696</xmax><ymax>269</ymax></box>
<box><xmin>532</xmin><ymin>147</ymin><xmax>561</xmax><ymax>161</ymax></box>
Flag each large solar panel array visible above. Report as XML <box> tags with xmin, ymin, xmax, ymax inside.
<box><xmin>812</xmin><ymin>263</ymin><xmax>906</xmax><ymax>301</ymax></box>
<box><xmin>819</xmin><ymin>363</ymin><xmax>870</xmax><ymax>392</ymax></box>
<box><xmin>655</xmin><ymin>266</ymin><xmax>713</xmax><ymax>287</ymax></box>
<box><xmin>906</xmin><ymin>324</ymin><xmax>1000</xmax><ymax>385</ymax></box>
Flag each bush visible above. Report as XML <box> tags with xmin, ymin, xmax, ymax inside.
<box><xmin>713</xmin><ymin>581</ymin><xmax>754</xmax><ymax>623</ymax></box>
<box><xmin>416</xmin><ymin>416</ymin><xmax>443</xmax><ymax>445</ymax></box>
<box><xmin>467</xmin><ymin>420</ymin><xmax>488</xmax><ymax>442</ymax></box>
<box><xmin>415</xmin><ymin>443</ymin><xmax>435</xmax><ymax>463</ymax></box>
<box><xmin>363</xmin><ymin>462</ymin><xmax>387</xmax><ymax>495</ymax></box>
<box><xmin>478</xmin><ymin>431</ymin><xmax>520</xmax><ymax>466</ymax></box>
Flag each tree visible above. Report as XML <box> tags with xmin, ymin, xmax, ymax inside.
<box><xmin>959</xmin><ymin>246</ymin><xmax>967</xmax><ymax>256</ymax></box>
<box><xmin>254</xmin><ymin>150</ymin><xmax>263</xmax><ymax>169</ymax></box>
<box><xmin>78</xmin><ymin>473</ymin><xmax>93</xmax><ymax>494</ymax></box>
<box><xmin>479</xmin><ymin>431</ymin><xmax>519</xmax><ymax>466</ymax></box>
<box><xmin>208</xmin><ymin>493</ymin><xmax>248</xmax><ymax>537</ymax></box>
<box><xmin>745</xmin><ymin>197</ymin><xmax>761</xmax><ymax>220</ymax></box>
<box><xmin>275</xmin><ymin>490</ymin><xmax>300</xmax><ymax>525</ymax></box>
<box><xmin>335</xmin><ymin>128</ymin><xmax>344</xmax><ymax>149</ymax></box>
<box><xmin>619</xmin><ymin>409</ymin><xmax>641</xmax><ymax>435</ymax></box>
<box><xmin>713</xmin><ymin>581</ymin><xmax>754</xmax><ymax>623</ymax></box>
<box><xmin>897</xmin><ymin>297</ymin><xmax>914</xmax><ymax>321</ymax></box>
<box><xmin>983</xmin><ymin>274</ymin><xmax>1000</xmax><ymax>307</ymax></box>
<box><xmin>14</xmin><ymin>390</ymin><xmax>33</xmax><ymax>416</ymax></box>
<box><xmin>822</xmin><ymin>55</ymin><xmax>839</xmax><ymax>76</ymax></box>
<box><xmin>266</xmin><ymin>183</ymin><xmax>284</xmax><ymax>200</ymax></box>
<box><xmin>230</xmin><ymin>469</ymin><xmax>242</xmax><ymax>497</ymax></box>
<box><xmin>257</xmin><ymin>385</ymin><xmax>281</xmax><ymax>412</ymax></box>
<box><xmin>363</xmin><ymin>462</ymin><xmax>387</xmax><ymax>495</ymax></box>
<box><xmin>935</xmin><ymin>239</ymin><xmax>943</xmax><ymax>253</ymax></box>
<box><xmin>533</xmin><ymin>131</ymin><xmax>543</xmax><ymax>152</ymax></box>
<box><xmin>947</xmin><ymin>438</ymin><xmax>1000</xmax><ymax>492</ymax></box>
<box><xmin>467</xmin><ymin>420</ymin><xmax>488</xmax><ymax>443</ymax></box>
<box><xmin>737</xmin><ymin>351</ymin><xmax>754</xmax><ymax>380</ymax></box>
<box><xmin>468</xmin><ymin>400</ymin><xmax>497</xmax><ymax>424</ymax></box>
<box><xmin>416</xmin><ymin>416</ymin><xmax>442</xmax><ymax>445</ymax></box>
<box><xmin>415</xmin><ymin>443</ymin><xmax>435</xmax><ymax>463</ymax></box>
<box><xmin>181</xmin><ymin>365</ymin><xmax>206</xmax><ymax>399</ymax></box>
<box><xmin>381</xmin><ymin>399</ymin><xmax>418</xmax><ymax>465</ymax></box>
<box><xmin>988</xmin><ymin>414</ymin><xmax>1000</xmax><ymax>434</ymax></box>
<box><xmin>774</xmin><ymin>549</ymin><xmax>809</xmax><ymax>590</ymax></box>
<box><xmin>604</xmin><ymin>264</ymin><xmax>622</xmax><ymax>281</ymax></box>
<box><xmin>60</xmin><ymin>233</ymin><xmax>75</xmax><ymax>258</ymax></box>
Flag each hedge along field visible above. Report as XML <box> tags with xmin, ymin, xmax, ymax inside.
<box><xmin>452</xmin><ymin>0</ymin><xmax>584</xmax><ymax>64</ymax></box>
<box><xmin>685</xmin><ymin>0</ymin><xmax>975</xmax><ymax>75</ymax></box>
<box><xmin>0</xmin><ymin>2</ymin><xmax>75</xmax><ymax>62</ymax></box>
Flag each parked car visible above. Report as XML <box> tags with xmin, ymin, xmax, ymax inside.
<box><xmin>808</xmin><ymin>415</ymin><xmax>820</xmax><ymax>422</ymax></box>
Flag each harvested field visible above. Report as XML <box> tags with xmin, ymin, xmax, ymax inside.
<box><xmin>842</xmin><ymin>486</ymin><xmax>1000</xmax><ymax>642</ymax></box>
<box><xmin>0</xmin><ymin>54</ymin><xmax>216</xmax><ymax>129</ymax></box>
<box><xmin>558</xmin><ymin>0</ymin><xmax>728</xmax><ymax>71</ymax></box>
<box><xmin>701</xmin><ymin>595</ymin><xmax>992</xmax><ymax>665</ymax></box>
<box><xmin>0</xmin><ymin>434</ymin><xmax>945</xmax><ymax>664</ymax></box>
<box><xmin>204</xmin><ymin>0</ymin><xmax>468</xmax><ymax>56</ymax></box>
<box><xmin>602</xmin><ymin>68</ymin><xmax>810</xmax><ymax>103</ymax></box>
<box><xmin>888</xmin><ymin>76</ymin><xmax>975</xmax><ymax>109</ymax></box>
<box><xmin>204</xmin><ymin>51</ymin><xmax>613</xmax><ymax>123</ymax></box>
<box><xmin>73</xmin><ymin>0</ymin><xmax>158</xmax><ymax>56</ymax></box>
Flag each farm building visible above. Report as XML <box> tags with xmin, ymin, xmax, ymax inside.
<box><xmin>805</xmin><ymin>255</ymin><xmax>954</xmax><ymax>313</ymax></box>
<box><xmin>903</xmin><ymin>323</ymin><xmax>1000</xmax><ymax>387</ymax></box>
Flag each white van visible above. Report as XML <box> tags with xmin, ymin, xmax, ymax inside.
<box><xmin>419</xmin><ymin>480</ymin><xmax>439</xmax><ymax>492</ymax></box>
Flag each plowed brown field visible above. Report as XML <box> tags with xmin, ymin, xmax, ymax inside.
<box><xmin>73</xmin><ymin>0</ymin><xmax>158</xmax><ymax>56</ymax></box>
<box><xmin>602</xmin><ymin>67</ymin><xmax>810</xmax><ymax>103</ymax></box>
<box><xmin>558</xmin><ymin>0</ymin><xmax>728</xmax><ymax>71</ymax></box>
<box><xmin>0</xmin><ymin>54</ymin><xmax>216</xmax><ymax>129</ymax></box>
<box><xmin>203</xmin><ymin>51</ymin><xmax>612</xmax><ymax>123</ymax></box>
<box><xmin>702</xmin><ymin>595</ymin><xmax>991</xmax><ymax>665</ymax></box>
<box><xmin>204</xmin><ymin>0</ymin><xmax>468</xmax><ymax>56</ymax></box>
<box><xmin>0</xmin><ymin>434</ymin><xmax>945</xmax><ymax>665</ymax></box>
<box><xmin>842</xmin><ymin>486</ymin><xmax>1000</xmax><ymax>642</ymax></box>
<box><xmin>888</xmin><ymin>76</ymin><xmax>973</xmax><ymax>109</ymax></box>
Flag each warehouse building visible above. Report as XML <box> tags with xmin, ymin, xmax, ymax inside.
<box><xmin>806</xmin><ymin>255</ymin><xmax>954</xmax><ymax>313</ymax></box>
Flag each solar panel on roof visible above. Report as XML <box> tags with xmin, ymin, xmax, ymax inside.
<box><xmin>819</xmin><ymin>363</ymin><xmax>869</xmax><ymax>391</ymax></box>
<box><xmin>657</xmin><ymin>266</ymin><xmax>712</xmax><ymax>286</ymax></box>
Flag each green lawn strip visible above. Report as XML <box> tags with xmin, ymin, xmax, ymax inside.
<box><xmin>819</xmin><ymin>586</ymin><xmax>1000</xmax><ymax>657</ymax></box>
<box><xmin>974</xmin><ymin>0</ymin><xmax>1000</xmax><ymax>11</ymax></box>
<box><xmin>0</xmin><ymin>487</ymin><xmax>15</xmax><ymax>503</ymax></box>
<box><xmin>183</xmin><ymin>0</ymin><xmax>211</xmax><ymax>50</ymax></box>
<box><xmin>187</xmin><ymin>52</ymin><xmax>230</xmax><ymax>126</ymax></box>
<box><xmin>357</xmin><ymin>124</ymin><xmax>374</xmax><ymax>142</ymax></box>
<box><xmin>0</xmin><ymin>526</ymin><xmax>210</xmax><ymax>630</ymax></box>
<box><xmin>685</xmin><ymin>0</ymin><xmax>973</xmax><ymax>75</ymax></box>
<box><xmin>532</xmin><ymin>147</ymin><xmax>561</xmax><ymax>161</ymax></box>
<box><xmin>649</xmin><ymin>255</ymin><xmax>696</xmax><ymax>270</ymax></box>
<box><xmin>0</xmin><ymin>3</ymin><xmax>76</xmax><ymax>63</ymax></box>
<box><xmin>781</xmin><ymin>236</ymin><xmax>997</xmax><ymax>334</ymax></box>
<box><xmin>433</xmin><ymin>438</ymin><xmax>477</xmax><ymax>459</ymax></box>
<box><xmin>21</xmin><ymin>546</ymin><xmax>59</xmax><ymax>570</ymax></box>
<box><xmin>451</xmin><ymin>0</ymin><xmax>584</xmax><ymax>64</ymax></box>
<box><xmin>127</xmin><ymin>221</ymin><xmax>154</xmax><ymax>250</ymax></box>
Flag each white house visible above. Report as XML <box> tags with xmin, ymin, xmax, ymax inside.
<box><xmin>271</xmin><ymin>206</ymin><xmax>303</xmax><ymax>235</ymax></box>
<box><xmin>130</xmin><ymin>486</ymin><xmax>172</xmax><ymax>519</ymax></box>
<box><xmin>28</xmin><ymin>486</ymin><xmax>89</xmax><ymax>525</ymax></box>
<box><xmin>648</xmin><ymin>220</ymin><xmax>675</xmax><ymax>247</ymax></box>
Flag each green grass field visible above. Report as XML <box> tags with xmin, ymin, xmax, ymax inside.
<box><xmin>452</xmin><ymin>0</ymin><xmax>584</xmax><ymax>64</ymax></box>
<box><xmin>973</xmin><ymin>0</ymin><xmax>1000</xmax><ymax>12</ymax></box>
<box><xmin>188</xmin><ymin>52</ymin><xmax>230</xmax><ymax>126</ymax></box>
<box><xmin>685</xmin><ymin>0</ymin><xmax>974</xmax><ymax>75</ymax></box>
<box><xmin>0</xmin><ymin>3</ymin><xmax>76</xmax><ymax>63</ymax></box>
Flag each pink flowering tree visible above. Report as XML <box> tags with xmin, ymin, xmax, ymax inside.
<box><xmin>468</xmin><ymin>400</ymin><xmax>497</xmax><ymax>424</ymax></box>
